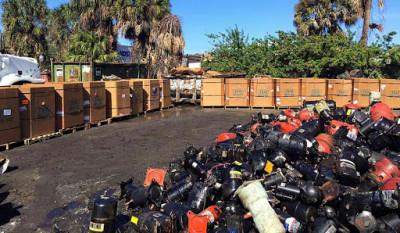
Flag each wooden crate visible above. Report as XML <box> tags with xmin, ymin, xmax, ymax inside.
<box><xmin>137</xmin><ymin>79</ymin><xmax>160</xmax><ymax>111</ymax></box>
<box><xmin>352</xmin><ymin>78</ymin><xmax>379</xmax><ymax>108</ymax></box>
<box><xmin>300</xmin><ymin>78</ymin><xmax>327</xmax><ymax>103</ymax></box>
<box><xmin>44</xmin><ymin>82</ymin><xmax>84</xmax><ymax>130</ymax></box>
<box><xmin>105</xmin><ymin>81</ymin><xmax>131</xmax><ymax>118</ymax></box>
<box><xmin>17</xmin><ymin>85</ymin><xmax>56</xmax><ymax>139</ymax></box>
<box><xmin>380</xmin><ymin>79</ymin><xmax>400</xmax><ymax>109</ymax></box>
<box><xmin>327</xmin><ymin>79</ymin><xmax>353</xmax><ymax>107</ymax></box>
<box><xmin>275</xmin><ymin>79</ymin><xmax>301</xmax><ymax>108</ymax></box>
<box><xmin>201</xmin><ymin>78</ymin><xmax>225</xmax><ymax>107</ymax></box>
<box><xmin>159</xmin><ymin>79</ymin><xmax>173</xmax><ymax>109</ymax></box>
<box><xmin>225</xmin><ymin>78</ymin><xmax>250</xmax><ymax>107</ymax></box>
<box><xmin>82</xmin><ymin>81</ymin><xmax>106</xmax><ymax>122</ymax></box>
<box><xmin>128</xmin><ymin>79</ymin><xmax>144</xmax><ymax>115</ymax></box>
<box><xmin>0</xmin><ymin>88</ymin><xmax>21</xmax><ymax>144</ymax></box>
<box><xmin>250</xmin><ymin>78</ymin><xmax>275</xmax><ymax>107</ymax></box>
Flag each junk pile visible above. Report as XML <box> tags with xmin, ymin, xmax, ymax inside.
<box><xmin>89</xmin><ymin>100</ymin><xmax>400</xmax><ymax>233</ymax></box>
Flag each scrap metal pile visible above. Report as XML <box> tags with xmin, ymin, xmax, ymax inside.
<box><xmin>89</xmin><ymin>100</ymin><xmax>400</xmax><ymax>233</ymax></box>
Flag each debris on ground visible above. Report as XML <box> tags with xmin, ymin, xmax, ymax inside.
<box><xmin>86</xmin><ymin>99</ymin><xmax>400</xmax><ymax>233</ymax></box>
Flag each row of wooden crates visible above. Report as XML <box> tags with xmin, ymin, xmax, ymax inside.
<box><xmin>201</xmin><ymin>77</ymin><xmax>400</xmax><ymax>109</ymax></box>
<box><xmin>0</xmin><ymin>79</ymin><xmax>172</xmax><ymax>146</ymax></box>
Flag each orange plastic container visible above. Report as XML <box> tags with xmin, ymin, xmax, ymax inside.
<box><xmin>300</xmin><ymin>78</ymin><xmax>327</xmax><ymax>103</ymax></box>
<box><xmin>352</xmin><ymin>78</ymin><xmax>379</xmax><ymax>108</ymax></box>
<box><xmin>250</xmin><ymin>78</ymin><xmax>275</xmax><ymax>107</ymax></box>
<box><xmin>225</xmin><ymin>78</ymin><xmax>250</xmax><ymax>107</ymax></box>
<box><xmin>201</xmin><ymin>78</ymin><xmax>225</xmax><ymax>107</ymax></box>
<box><xmin>327</xmin><ymin>79</ymin><xmax>353</xmax><ymax>107</ymax></box>
<box><xmin>380</xmin><ymin>79</ymin><xmax>400</xmax><ymax>109</ymax></box>
<box><xmin>275</xmin><ymin>79</ymin><xmax>301</xmax><ymax>108</ymax></box>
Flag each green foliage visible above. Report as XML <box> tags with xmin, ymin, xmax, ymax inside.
<box><xmin>67</xmin><ymin>31</ymin><xmax>119</xmax><ymax>63</ymax></box>
<box><xmin>202</xmin><ymin>27</ymin><xmax>400</xmax><ymax>79</ymax></box>
<box><xmin>1</xmin><ymin>0</ymin><xmax>49</xmax><ymax>59</ymax></box>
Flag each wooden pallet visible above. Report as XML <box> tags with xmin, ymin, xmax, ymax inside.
<box><xmin>201</xmin><ymin>106</ymin><xmax>225</xmax><ymax>109</ymax></box>
<box><xmin>144</xmin><ymin>109</ymin><xmax>160</xmax><ymax>115</ymax></box>
<box><xmin>84</xmin><ymin>119</ymin><xmax>109</xmax><ymax>129</ymax></box>
<box><xmin>250</xmin><ymin>106</ymin><xmax>276</xmax><ymax>110</ymax></box>
<box><xmin>58</xmin><ymin>125</ymin><xmax>86</xmax><ymax>135</ymax></box>
<box><xmin>224</xmin><ymin>106</ymin><xmax>251</xmax><ymax>110</ymax></box>
<box><xmin>0</xmin><ymin>140</ymin><xmax>24</xmax><ymax>151</ymax></box>
<box><xmin>161</xmin><ymin>105</ymin><xmax>174</xmax><ymax>111</ymax></box>
<box><xmin>24</xmin><ymin>132</ymin><xmax>61</xmax><ymax>146</ymax></box>
<box><xmin>106</xmin><ymin>115</ymin><xmax>132</xmax><ymax>124</ymax></box>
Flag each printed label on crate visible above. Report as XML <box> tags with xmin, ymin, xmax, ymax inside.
<box><xmin>93</xmin><ymin>96</ymin><xmax>103</xmax><ymax>108</ymax></box>
<box><xmin>3</xmin><ymin>109</ymin><xmax>11</xmax><ymax>116</ymax></box>
<box><xmin>328</xmin><ymin>84</ymin><xmax>333</xmax><ymax>88</ymax></box>
<box><xmin>233</xmin><ymin>89</ymin><xmax>244</xmax><ymax>97</ymax></box>
<box><xmin>257</xmin><ymin>90</ymin><xmax>269</xmax><ymax>97</ymax></box>
<box><xmin>56</xmin><ymin>111</ymin><xmax>64</xmax><ymax>116</ymax></box>
<box><xmin>310</xmin><ymin>89</ymin><xmax>322</xmax><ymax>97</ymax></box>
<box><xmin>37</xmin><ymin>105</ymin><xmax>52</xmax><ymax>119</ymax></box>
<box><xmin>381</xmin><ymin>84</ymin><xmax>386</xmax><ymax>90</ymax></box>
<box><xmin>284</xmin><ymin>89</ymin><xmax>295</xmax><ymax>97</ymax></box>
<box><xmin>67</xmin><ymin>99</ymin><xmax>81</xmax><ymax>112</ymax></box>
<box><xmin>130</xmin><ymin>94</ymin><xmax>133</xmax><ymax>98</ymax></box>
<box><xmin>336</xmin><ymin>90</ymin><xmax>348</xmax><ymax>96</ymax></box>
<box><xmin>389</xmin><ymin>90</ymin><xmax>400</xmax><ymax>98</ymax></box>
<box><xmin>20</xmin><ymin>106</ymin><xmax>27</xmax><ymax>111</ymax></box>
<box><xmin>354</xmin><ymin>88</ymin><xmax>359</xmax><ymax>91</ymax></box>
<box><xmin>83</xmin><ymin>100</ymin><xmax>90</xmax><ymax>106</ymax></box>
<box><xmin>361</xmin><ymin>89</ymin><xmax>371</xmax><ymax>96</ymax></box>
<box><xmin>122</xmin><ymin>94</ymin><xmax>126</xmax><ymax>98</ymax></box>
<box><xmin>276</xmin><ymin>86</ymin><xmax>280</xmax><ymax>92</ymax></box>
<box><xmin>84</xmin><ymin>115</ymin><xmax>90</xmax><ymax>121</ymax></box>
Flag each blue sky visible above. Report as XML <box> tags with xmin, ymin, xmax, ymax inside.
<box><xmin>2</xmin><ymin>0</ymin><xmax>400</xmax><ymax>54</ymax></box>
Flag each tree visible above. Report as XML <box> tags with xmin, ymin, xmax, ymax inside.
<box><xmin>149</xmin><ymin>14</ymin><xmax>185</xmax><ymax>77</ymax></box>
<box><xmin>113</xmin><ymin>0</ymin><xmax>171</xmax><ymax>63</ymax></box>
<box><xmin>359</xmin><ymin>0</ymin><xmax>385</xmax><ymax>44</ymax></box>
<box><xmin>294</xmin><ymin>0</ymin><xmax>360</xmax><ymax>36</ymax></box>
<box><xmin>48</xmin><ymin>3</ymin><xmax>78</xmax><ymax>60</ymax></box>
<box><xmin>70</xmin><ymin>0</ymin><xmax>117</xmax><ymax>51</ymax></box>
<box><xmin>1</xmin><ymin>0</ymin><xmax>49</xmax><ymax>59</ymax></box>
<box><xmin>202</xmin><ymin>25</ymin><xmax>249</xmax><ymax>73</ymax></box>
<box><xmin>66</xmin><ymin>31</ymin><xmax>119</xmax><ymax>63</ymax></box>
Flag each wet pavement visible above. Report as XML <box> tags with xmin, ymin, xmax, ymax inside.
<box><xmin>0</xmin><ymin>106</ymin><xmax>276</xmax><ymax>232</ymax></box>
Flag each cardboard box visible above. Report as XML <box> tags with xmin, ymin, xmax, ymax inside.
<box><xmin>300</xmin><ymin>78</ymin><xmax>327</xmax><ymax>103</ymax></box>
<box><xmin>45</xmin><ymin>82</ymin><xmax>84</xmax><ymax>129</ymax></box>
<box><xmin>380</xmin><ymin>79</ymin><xmax>400</xmax><ymax>109</ymax></box>
<box><xmin>201</xmin><ymin>78</ymin><xmax>225</xmax><ymax>106</ymax></box>
<box><xmin>275</xmin><ymin>79</ymin><xmax>301</xmax><ymax>107</ymax></box>
<box><xmin>83</xmin><ymin>81</ymin><xmax>106</xmax><ymax>122</ymax></box>
<box><xmin>105</xmin><ymin>81</ymin><xmax>131</xmax><ymax>118</ymax></box>
<box><xmin>137</xmin><ymin>79</ymin><xmax>160</xmax><ymax>111</ymax></box>
<box><xmin>250</xmin><ymin>78</ymin><xmax>275</xmax><ymax>107</ymax></box>
<box><xmin>352</xmin><ymin>78</ymin><xmax>379</xmax><ymax>107</ymax></box>
<box><xmin>17</xmin><ymin>85</ymin><xmax>55</xmax><ymax>139</ymax></box>
<box><xmin>159</xmin><ymin>79</ymin><xmax>173</xmax><ymax>108</ymax></box>
<box><xmin>0</xmin><ymin>88</ymin><xmax>21</xmax><ymax>144</ymax></box>
<box><xmin>225</xmin><ymin>78</ymin><xmax>250</xmax><ymax>107</ymax></box>
<box><xmin>327</xmin><ymin>79</ymin><xmax>353</xmax><ymax>107</ymax></box>
<box><xmin>128</xmin><ymin>79</ymin><xmax>144</xmax><ymax>115</ymax></box>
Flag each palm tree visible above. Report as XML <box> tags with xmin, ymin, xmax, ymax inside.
<box><xmin>149</xmin><ymin>14</ymin><xmax>185</xmax><ymax>77</ymax></box>
<box><xmin>359</xmin><ymin>0</ymin><xmax>385</xmax><ymax>44</ymax></box>
<box><xmin>294</xmin><ymin>0</ymin><xmax>360</xmax><ymax>36</ymax></box>
<box><xmin>70</xmin><ymin>0</ymin><xmax>117</xmax><ymax>51</ymax></box>
<box><xmin>48</xmin><ymin>3</ymin><xmax>78</xmax><ymax>60</ymax></box>
<box><xmin>114</xmin><ymin>0</ymin><xmax>171</xmax><ymax>63</ymax></box>
<box><xmin>67</xmin><ymin>31</ymin><xmax>119</xmax><ymax>62</ymax></box>
<box><xmin>1</xmin><ymin>0</ymin><xmax>49</xmax><ymax>59</ymax></box>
